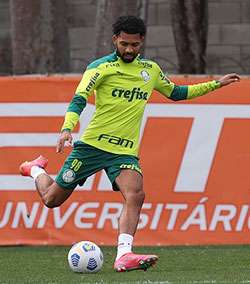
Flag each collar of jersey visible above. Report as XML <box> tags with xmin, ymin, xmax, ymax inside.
<box><xmin>114</xmin><ymin>51</ymin><xmax>141</xmax><ymax>64</ymax></box>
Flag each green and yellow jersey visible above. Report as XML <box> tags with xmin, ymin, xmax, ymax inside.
<box><xmin>62</xmin><ymin>52</ymin><xmax>220</xmax><ymax>156</ymax></box>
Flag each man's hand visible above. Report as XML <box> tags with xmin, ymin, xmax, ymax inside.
<box><xmin>218</xmin><ymin>73</ymin><xmax>240</xmax><ymax>87</ymax></box>
<box><xmin>56</xmin><ymin>130</ymin><xmax>73</xmax><ymax>153</ymax></box>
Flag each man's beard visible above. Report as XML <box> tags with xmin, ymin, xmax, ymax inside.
<box><xmin>116</xmin><ymin>49</ymin><xmax>137</xmax><ymax>63</ymax></box>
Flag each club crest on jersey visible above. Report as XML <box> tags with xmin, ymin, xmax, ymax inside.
<box><xmin>62</xmin><ymin>169</ymin><xmax>76</xmax><ymax>183</ymax></box>
<box><xmin>141</xmin><ymin>70</ymin><xmax>150</xmax><ymax>82</ymax></box>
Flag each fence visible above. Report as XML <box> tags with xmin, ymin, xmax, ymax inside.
<box><xmin>0</xmin><ymin>75</ymin><xmax>249</xmax><ymax>245</ymax></box>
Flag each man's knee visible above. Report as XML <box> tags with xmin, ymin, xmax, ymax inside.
<box><xmin>127</xmin><ymin>188</ymin><xmax>145</xmax><ymax>205</ymax></box>
<box><xmin>41</xmin><ymin>183</ymin><xmax>73</xmax><ymax>208</ymax></box>
<box><xmin>42</xmin><ymin>193</ymin><xmax>62</xmax><ymax>208</ymax></box>
<box><xmin>136</xmin><ymin>189</ymin><xmax>145</xmax><ymax>204</ymax></box>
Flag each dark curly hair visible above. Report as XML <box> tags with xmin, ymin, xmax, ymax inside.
<box><xmin>112</xmin><ymin>16</ymin><xmax>146</xmax><ymax>37</ymax></box>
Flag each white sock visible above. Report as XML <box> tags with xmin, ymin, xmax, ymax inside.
<box><xmin>116</xmin><ymin>233</ymin><xmax>133</xmax><ymax>260</ymax></box>
<box><xmin>30</xmin><ymin>166</ymin><xmax>46</xmax><ymax>180</ymax></box>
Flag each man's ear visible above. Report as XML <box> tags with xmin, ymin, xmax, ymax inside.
<box><xmin>140</xmin><ymin>36</ymin><xmax>145</xmax><ymax>44</ymax></box>
<box><xmin>112</xmin><ymin>35</ymin><xmax>118</xmax><ymax>45</ymax></box>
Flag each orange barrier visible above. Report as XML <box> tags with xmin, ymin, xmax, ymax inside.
<box><xmin>0</xmin><ymin>75</ymin><xmax>249</xmax><ymax>246</ymax></box>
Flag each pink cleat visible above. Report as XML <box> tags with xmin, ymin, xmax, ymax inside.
<box><xmin>114</xmin><ymin>252</ymin><xmax>159</xmax><ymax>272</ymax></box>
<box><xmin>19</xmin><ymin>155</ymin><xmax>48</xmax><ymax>177</ymax></box>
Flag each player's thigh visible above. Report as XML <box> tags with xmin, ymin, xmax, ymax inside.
<box><xmin>44</xmin><ymin>182</ymin><xmax>74</xmax><ymax>208</ymax></box>
<box><xmin>115</xmin><ymin>169</ymin><xmax>144</xmax><ymax>200</ymax></box>
<box><xmin>105</xmin><ymin>154</ymin><xmax>143</xmax><ymax>192</ymax></box>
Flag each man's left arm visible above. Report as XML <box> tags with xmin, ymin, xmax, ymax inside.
<box><xmin>155</xmin><ymin>72</ymin><xmax>240</xmax><ymax>101</ymax></box>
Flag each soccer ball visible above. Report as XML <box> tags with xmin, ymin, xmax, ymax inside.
<box><xmin>68</xmin><ymin>240</ymin><xmax>104</xmax><ymax>273</ymax></box>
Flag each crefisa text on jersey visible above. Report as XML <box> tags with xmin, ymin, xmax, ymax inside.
<box><xmin>111</xmin><ymin>87</ymin><xmax>148</xmax><ymax>102</ymax></box>
<box><xmin>85</xmin><ymin>72</ymin><xmax>100</xmax><ymax>92</ymax></box>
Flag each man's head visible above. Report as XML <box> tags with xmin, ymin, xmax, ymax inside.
<box><xmin>112</xmin><ymin>16</ymin><xmax>146</xmax><ymax>63</ymax></box>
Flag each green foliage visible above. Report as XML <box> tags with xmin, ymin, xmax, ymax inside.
<box><xmin>0</xmin><ymin>245</ymin><xmax>249</xmax><ymax>283</ymax></box>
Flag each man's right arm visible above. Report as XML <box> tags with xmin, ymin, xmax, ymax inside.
<box><xmin>60</xmin><ymin>95</ymin><xmax>87</xmax><ymax>133</ymax></box>
<box><xmin>57</xmin><ymin>67</ymin><xmax>103</xmax><ymax>153</ymax></box>
<box><xmin>61</xmin><ymin>67</ymin><xmax>102</xmax><ymax>132</ymax></box>
<box><xmin>57</xmin><ymin>95</ymin><xmax>87</xmax><ymax>153</ymax></box>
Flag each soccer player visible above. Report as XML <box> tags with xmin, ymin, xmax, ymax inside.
<box><xmin>19</xmin><ymin>16</ymin><xmax>240</xmax><ymax>272</ymax></box>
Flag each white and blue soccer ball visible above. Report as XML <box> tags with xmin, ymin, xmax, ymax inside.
<box><xmin>67</xmin><ymin>241</ymin><xmax>104</xmax><ymax>273</ymax></box>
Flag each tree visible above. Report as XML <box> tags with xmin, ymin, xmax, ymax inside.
<box><xmin>94</xmin><ymin>0</ymin><xmax>149</xmax><ymax>58</ymax></box>
<box><xmin>9</xmin><ymin>0</ymin><xmax>69</xmax><ymax>74</ymax></box>
<box><xmin>0</xmin><ymin>37</ymin><xmax>12</xmax><ymax>75</ymax></box>
<box><xmin>170</xmin><ymin>0</ymin><xmax>208</xmax><ymax>74</ymax></box>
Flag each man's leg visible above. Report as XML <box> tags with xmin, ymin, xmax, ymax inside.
<box><xmin>116</xmin><ymin>169</ymin><xmax>145</xmax><ymax>236</ymax></box>
<box><xmin>20</xmin><ymin>155</ymin><xmax>74</xmax><ymax>208</ymax></box>
<box><xmin>113</xmin><ymin>169</ymin><xmax>158</xmax><ymax>272</ymax></box>
<box><xmin>34</xmin><ymin>174</ymin><xmax>74</xmax><ymax>208</ymax></box>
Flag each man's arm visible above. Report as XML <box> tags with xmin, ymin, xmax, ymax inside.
<box><xmin>216</xmin><ymin>73</ymin><xmax>241</xmax><ymax>87</ymax></box>
<box><xmin>155</xmin><ymin>69</ymin><xmax>240</xmax><ymax>101</ymax></box>
<box><xmin>56</xmin><ymin>95</ymin><xmax>87</xmax><ymax>153</ymax></box>
<box><xmin>56</xmin><ymin>67</ymin><xmax>103</xmax><ymax>153</ymax></box>
<box><xmin>186</xmin><ymin>73</ymin><xmax>240</xmax><ymax>100</ymax></box>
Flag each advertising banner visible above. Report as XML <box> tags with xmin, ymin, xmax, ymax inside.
<box><xmin>0</xmin><ymin>75</ymin><xmax>249</xmax><ymax>245</ymax></box>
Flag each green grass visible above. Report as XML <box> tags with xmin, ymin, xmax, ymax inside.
<box><xmin>0</xmin><ymin>245</ymin><xmax>249</xmax><ymax>284</ymax></box>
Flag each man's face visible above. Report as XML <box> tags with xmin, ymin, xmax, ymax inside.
<box><xmin>112</xmin><ymin>32</ymin><xmax>144</xmax><ymax>63</ymax></box>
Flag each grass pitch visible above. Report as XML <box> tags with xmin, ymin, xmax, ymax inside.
<box><xmin>0</xmin><ymin>245</ymin><xmax>249</xmax><ymax>284</ymax></box>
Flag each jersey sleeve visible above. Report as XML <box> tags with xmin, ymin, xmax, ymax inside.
<box><xmin>154</xmin><ymin>66</ymin><xmax>176</xmax><ymax>98</ymax></box>
<box><xmin>75</xmin><ymin>67</ymin><xmax>103</xmax><ymax>100</ymax></box>
<box><xmin>61</xmin><ymin>67</ymin><xmax>103</xmax><ymax>132</ymax></box>
<box><xmin>154</xmin><ymin>65</ymin><xmax>221</xmax><ymax>101</ymax></box>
